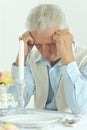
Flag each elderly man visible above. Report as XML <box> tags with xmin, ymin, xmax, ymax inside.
<box><xmin>12</xmin><ymin>4</ymin><xmax>87</xmax><ymax>115</ymax></box>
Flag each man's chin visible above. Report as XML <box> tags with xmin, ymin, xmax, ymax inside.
<box><xmin>47</xmin><ymin>58</ymin><xmax>59</xmax><ymax>62</ymax></box>
<box><xmin>44</xmin><ymin>54</ymin><xmax>60</xmax><ymax>62</ymax></box>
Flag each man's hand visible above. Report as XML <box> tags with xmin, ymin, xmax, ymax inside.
<box><xmin>19</xmin><ymin>31</ymin><xmax>34</xmax><ymax>58</ymax></box>
<box><xmin>53</xmin><ymin>29</ymin><xmax>74</xmax><ymax>65</ymax></box>
<box><xmin>16</xmin><ymin>31</ymin><xmax>34</xmax><ymax>66</ymax></box>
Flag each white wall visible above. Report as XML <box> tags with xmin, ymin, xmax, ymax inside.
<box><xmin>0</xmin><ymin>0</ymin><xmax>87</xmax><ymax>71</ymax></box>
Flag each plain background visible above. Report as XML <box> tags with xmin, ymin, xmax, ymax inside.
<box><xmin>0</xmin><ymin>0</ymin><xmax>87</xmax><ymax>71</ymax></box>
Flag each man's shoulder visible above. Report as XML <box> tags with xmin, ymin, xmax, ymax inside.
<box><xmin>75</xmin><ymin>43</ymin><xmax>87</xmax><ymax>57</ymax></box>
<box><xmin>75</xmin><ymin>43</ymin><xmax>87</xmax><ymax>51</ymax></box>
<box><xmin>27</xmin><ymin>47</ymin><xmax>40</xmax><ymax>61</ymax></box>
<box><xmin>75</xmin><ymin>43</ymin><xmax>87</xmax><ymax>68</ymax></box>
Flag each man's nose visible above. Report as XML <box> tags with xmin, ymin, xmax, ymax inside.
<box><xmin>42</xmin><ymin>44</ymin><xmax>47</xmax><ymax>50</ymax></box>
<box><xmin>42</xmin><ymin>45</ymin><xmax>49</xmax><ymax>53</ymax></box>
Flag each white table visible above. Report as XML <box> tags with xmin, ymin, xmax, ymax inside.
<box><xmin>0</xmin><ymin>108</ymin><xmax>87</xmax><ymax>130</ymax></box>
<box><xmin>19</xmin><ymin>109</ymin><xmax>87</xmax><ymax>130</ymax></box>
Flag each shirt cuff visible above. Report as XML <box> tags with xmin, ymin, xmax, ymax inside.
<box><xmin>61</xmin><ymin>61</ymin><xmax>81</xmax><ymax>83</ymax></box>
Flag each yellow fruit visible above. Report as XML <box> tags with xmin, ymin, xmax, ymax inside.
<box><xmin>0</xmin><ymin>72</ymin><xmax>13</xmax><ymax>85</ymax></box>
<box><xmin>2</xmin><ymin>122</ymin><xmax>19</xmax><ymax>130</ymax></box>
<box><xmin>0</xmin><ymin>126</ymin><xmax>5</xmax><ymax>130</ymax></box>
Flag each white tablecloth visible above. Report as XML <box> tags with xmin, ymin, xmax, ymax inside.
<box><xmin>20</xmin><ymin>116</ymin><xmax>87</xmax><ymax>130</ymax></box>
<box><xmin>0</xmin><ymin>108</ymin><xmax>87</xmax><ymax>130</ymax></box>
<box><xmin>20</xmin><ymin>110</ymin><xmax>87</xmax><ymax>130</ymax></box>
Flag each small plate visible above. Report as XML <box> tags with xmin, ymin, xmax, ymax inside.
<box><xmin>0</xmin><ymin>114</ymin><xmax>58</xmax><ymax>128</ymax></box>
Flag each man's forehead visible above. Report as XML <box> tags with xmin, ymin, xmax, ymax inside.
<box><xmin>32</xmin><ymin>25</ymin><xmax>58</xmax><ymax>36</ymax></box>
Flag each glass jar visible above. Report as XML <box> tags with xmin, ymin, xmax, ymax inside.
<box><xmin>0</xmin><ymin>80</ymin><xmax>25</xmax><ymax>115</ymax></box>
<box><xmin>0</xmin><ymin>84</ymin><xmax>18</xmax><ymax>109</ymax></box>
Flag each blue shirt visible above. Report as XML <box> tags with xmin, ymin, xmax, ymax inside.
<box><xmin>11</xmin><ymin>44</ymin><xmax>87</xmax><ymax>115</ymax></box>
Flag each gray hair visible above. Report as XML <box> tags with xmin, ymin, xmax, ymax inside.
<box><xmin>25</xmin><ymin>4</ymin><xmax>67</xmax><ymax>32</ymax></box>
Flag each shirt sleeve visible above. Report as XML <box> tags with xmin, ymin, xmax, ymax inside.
<box><xmin>11</xmin><ymin>56</ymin><xmax>35</xmax><ymax>107</ymax></box>
<box><xmin>61</xmin><ymin>61</ymin><xmax>87</xmax><ymax>115</ymax></box>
